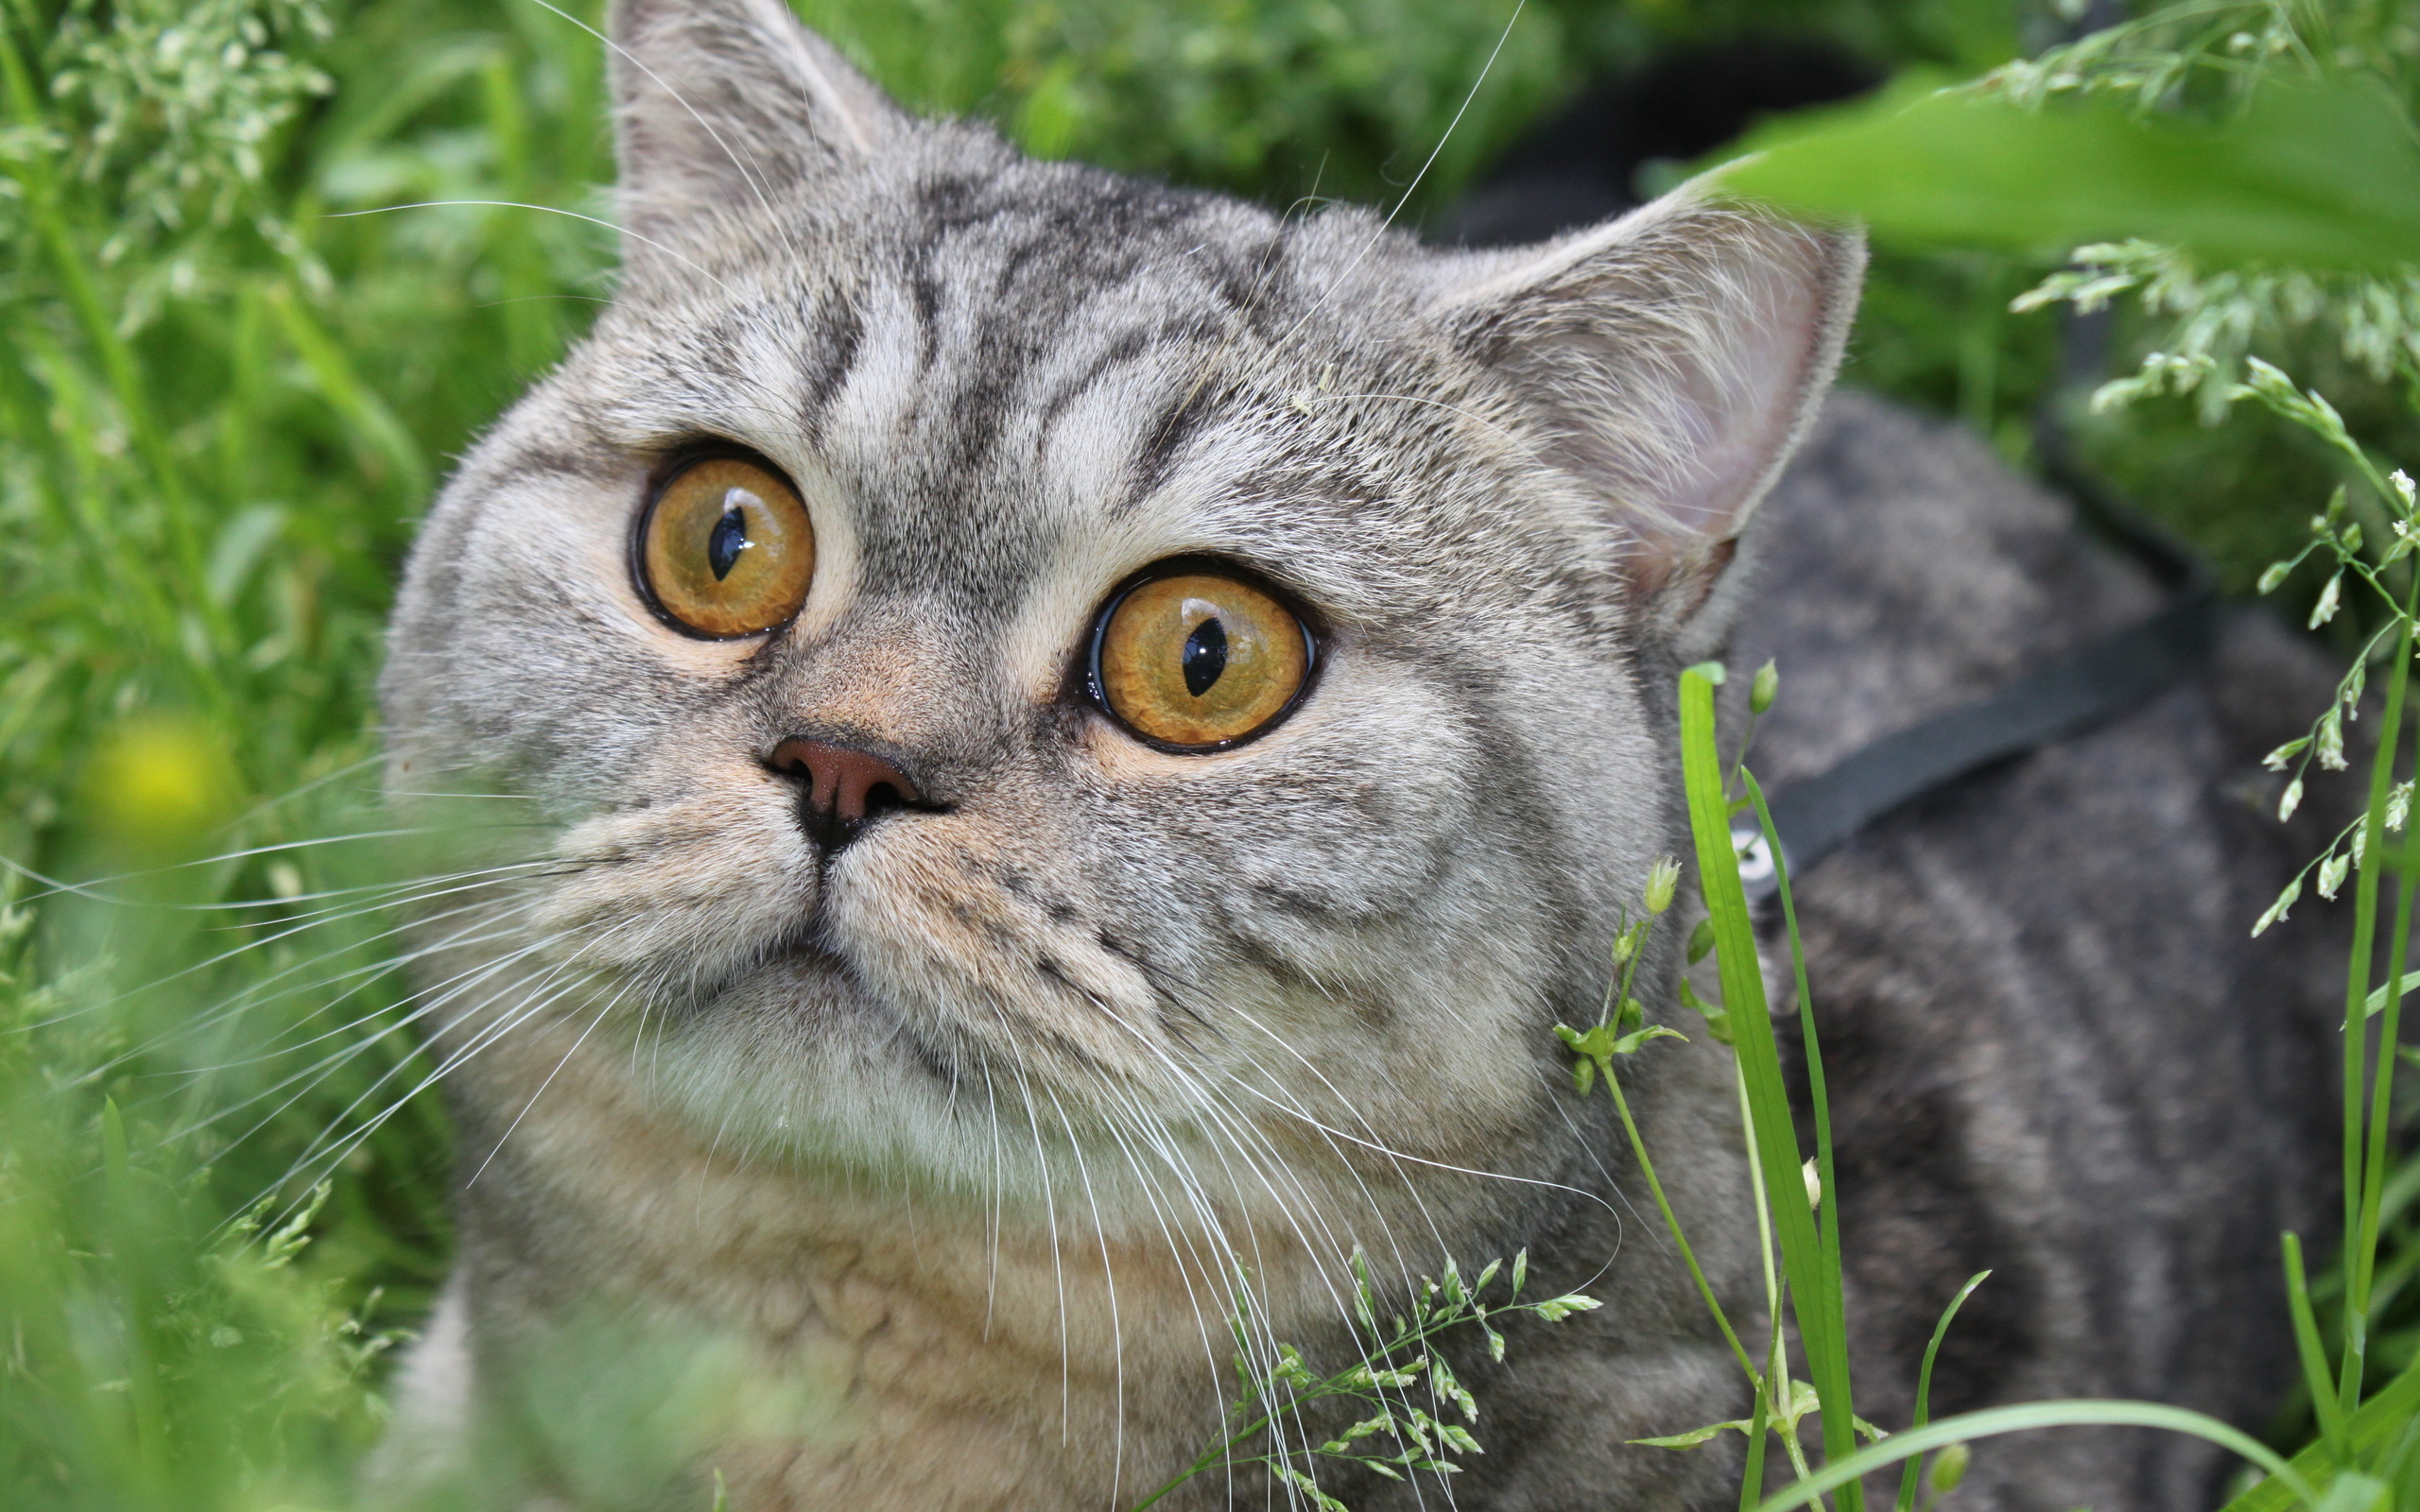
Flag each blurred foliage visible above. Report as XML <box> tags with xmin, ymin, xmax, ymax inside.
<box><xmin>1727</xmin><ymin>78</ymin><xmax>2420</xmax><ymax>267</ymax></box>
<box><xmin>0</xmin><ymin>0</ymin><xmax>2411</xmax><ymax>1503</ymax></box>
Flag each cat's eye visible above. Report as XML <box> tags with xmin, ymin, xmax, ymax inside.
<box><xmin>635</xmin><ymin>455</ymin><xmax>815</xmax><ymax>638</ymax></box>
<box><xmin>1090</xmin><ymin>568</ymin><xmax>1312</xmax><ymax>751</ymax></box>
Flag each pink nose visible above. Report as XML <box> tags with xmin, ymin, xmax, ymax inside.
<box><xmin>768</xmin><ymin>737</ymin><xmax>922</xmax><ymax>828</ymax></box>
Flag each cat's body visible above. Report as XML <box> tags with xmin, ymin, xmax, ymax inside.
<box><xmin>372</xmin><ymin>4</ymin><xmax>2344</xmax><ymax>1508</ymax></box>
<box><xmin>1736</xmin><ymin>395</ymin><xmax>2342</xmax><ymax>1508</ymax></box>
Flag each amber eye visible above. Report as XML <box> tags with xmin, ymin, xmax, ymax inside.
<box><xmin>1091</xmin><ymin>569</ymin><xmax>1313</xmax><ymax>750</ymax></box>
<box><xmin>635</xmin><ymin>455</ymin><xmax>815</xmax><ymax>638</ymax></box>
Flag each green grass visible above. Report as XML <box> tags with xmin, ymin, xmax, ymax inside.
<box><xmin>2</xmin><ymin>0</ymin><xmax>2412</xmax><ymax>1505</ymax></box>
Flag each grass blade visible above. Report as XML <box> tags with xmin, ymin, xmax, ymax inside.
<box><xmin>2218</xmin><ymin>1348</ymin><xmax>2420</xmax><ymax>1512</ymax></box>
<box><xmin>1894</xmin><ymin>1271</ymin><xmax>1990</xmax><ymax>1512</ymax></box>
<box><xmin>1751</xmin><ymin>1400</ymin><xmax>2318</xmax><ymax>1512</ymax></box>
<box><xmin>1744</xmin><ymin>768</ymin><xmax>1844</xmax><ymax>1349</ymax></box>
<box><xmin>1679</xmin><ymin>665</ymin><xmax>1860</xmax><ymax>1508</ymax></box>
<box><xmin>2337</xmin><ymin>571</ymin><xmax>2420</xmax><ymax>1420</ymax></box>
<box><xmin>2284</xmin><ymin>1233</ymin><xmax>2352</xmax><ymax>1467</ymax></box>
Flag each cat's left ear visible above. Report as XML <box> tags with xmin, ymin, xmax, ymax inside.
<box><xmin>1433</xmin><ymin>188</ymin><xmax>1863</xmax><ymax>656</ymax></box>
<box><xmin>608</xmin><ymin>0</ymin><xmax>905</xmax><ymax>248</ymax></box>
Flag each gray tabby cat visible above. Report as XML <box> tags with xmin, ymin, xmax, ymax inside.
<box><xmin>372</xmin><ymin>1</ymin><xmax>2344</xmax><ymax>1507</ymax></box>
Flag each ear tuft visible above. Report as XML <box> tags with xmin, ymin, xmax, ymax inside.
<box><xmin>609</xmin><ymin>0</ymin><xmax>904</xmax><ymax>246</ymax></box>
<box><xmin>1435</xmin><ymin>188</ymin><xmax>1864</xmax><ymax>655</ymax></box>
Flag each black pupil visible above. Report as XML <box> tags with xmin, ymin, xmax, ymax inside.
<box><xmin>707</xmin><ymin>497</ymin><xmax>751</xmax><ymax>580</ymax></box>
<box><xmin>1182</xmin><ymin>616</ymin><xmax>1228</xmax><ymax>697</ymax></box>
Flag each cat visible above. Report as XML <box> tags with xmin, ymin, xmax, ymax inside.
<box><xmin>370</xmin><ymin>2</ymin><xmax>2346</xmax><ymax>1507</ymax></box>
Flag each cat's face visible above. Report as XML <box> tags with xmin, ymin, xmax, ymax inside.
<box><xmin>379</xmin><ymin>0</ymin><xmax>1858</xmax><ymax>1228</ymax></box>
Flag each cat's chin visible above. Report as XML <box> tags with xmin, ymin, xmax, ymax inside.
<box><xmin>563</xmin><ymin>938</ymin><xmax>1385</xmax><ymax>1237</ymax></box>
<box><xmin>598</xmin><ymin>936</ymin><xmax>1101</xmax><ymax>1195</ymax></box>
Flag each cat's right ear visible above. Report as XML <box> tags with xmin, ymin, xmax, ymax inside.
<box><xmin>1429</xmin><ymin>188</ymin><xmax>1862</xmax><ymax>660</ymax></box>
<box><xmin>608</xmin><ymin>0</ymin><xmax>904</xmax><ymax>245</ymax></box>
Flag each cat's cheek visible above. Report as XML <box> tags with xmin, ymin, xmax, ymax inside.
<box><xmin>531</xmin><ymin>786</ymin><xmax>820</xmax><ymax>988</ymax></box>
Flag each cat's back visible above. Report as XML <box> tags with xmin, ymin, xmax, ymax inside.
<box><xmin>1730</xmin><ymin>391</ymin><xmax>2345</xmax><ymax>1510</ymax></box>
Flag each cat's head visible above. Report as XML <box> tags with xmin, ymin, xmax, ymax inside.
<box><xmin>379</xmin><ymin>0</ymin><xmax>1858</xmax><ymax>1220</ymax></box>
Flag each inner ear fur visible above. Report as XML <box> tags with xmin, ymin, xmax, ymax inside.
<box><xmin>608</xmin><ymin>0</ymin><xmax>906</xmax><ymax>249</ymax></box>
<box><xmin>1435</xmin><ymin>188</ymin><xmax>1864</xmax><ymax>655</ymax></box>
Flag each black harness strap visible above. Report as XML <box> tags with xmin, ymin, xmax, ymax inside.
<box><xmin>1732</xmin><ymin>461</ymin><xmax>2221</xmax><ymax>903</ymax></box>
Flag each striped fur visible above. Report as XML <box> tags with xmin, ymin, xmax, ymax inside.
<box><xmin>373</xmin><ymin>4</ymin><xmax>2336</xmax><ymax>1510</ymax></box>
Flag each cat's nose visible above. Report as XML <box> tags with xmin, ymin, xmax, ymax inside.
<box><xmin>767</xmin><ymin>737</ymin><xmax>925</xmax><ymax>850</ymax></box>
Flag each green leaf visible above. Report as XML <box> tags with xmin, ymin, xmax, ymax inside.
<box><xmin>2363</xmin><ymin>971</ymin><xmax>2420</xmax><ymax>1019</ymax></box>
<box><xmin>1612</xmin><ymin>1024</ymin><xmax>1687</xmax><ymax>1056</ymax></box>
<box><xmin>1717</xmin><ymin>77</ymin><xmax>2420</xmax><ymax>270</ymax></box>
<box><xmin>1747</xmin><ymin>1400</ymin><xmax>2313</xmax><ymax>1512</ymax></box>
<box><xmin>1680</xmin><ymin>670</ymin><xmax>1864</xmax><ymax>1504</ymax></box>
<box><xmin>1686</xmin><ymin>917</ymin><xmax>1717</xmax><ymax>965</ymax></box>
<box><xmin>2314</xmin><ymin>1471</ymin><xmax>2390</xmax><ymax>1512</ymax></box>
<box><xmin>2215</xmin><ymin>1346</ymin><xmax>2420</xmax><ymax>1512</ymax></box>
<box><xmin>1629</xmin><ymin>1418</ymin><xmax>1749</xmax><ymax>1450</ymax></box>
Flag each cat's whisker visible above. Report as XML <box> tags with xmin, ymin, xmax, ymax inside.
<box><xmin>323</xmin><ymin>203</ymin><xmax>741</xmax><ymax>298</ymax></box>
<box><xmin>979</xmin><ymin>1057</ymin><xmax>1008</xmax><ymax>1339</ymax></box>
<box><xmin>1219</xmin><ymin>1057</ymin><xmax>1619</xmax><ymax>1221</ymax></box>
<box><xmin>212</xmin><ymin>938</ymin><xmax>576</xmax><ymax>1196</ymax></box>
<box><xmin>1219</xmin><ymin>997</ymin><xmax>1620</xmax><ymax>1220</ymax></box>
<box><xmin>464</xmin><ymin>976</ymin><xmax>637</xmax><ymax>1188</ymax></box>
<box><xmin>196</xmin><ymin>860</ymin><xmax>562</xmax><ymax>923</ymax></box>
<box><xmin>1230</xmin><ymin>0</ymin><xmax>1530</xmax><ymax>400</ymax></box>
<box><xmin>1083</xmin><ymin>1082</ymin><xmax>1229</xmax><ymax>1409</ymax></box>
<box><xmin>1087</xmin><ymin>1074</ymin><xmax>1341</xmax><ymax>1503</ymax></box>
<box><xmin>0</xmin><ymin>826</ymin><xmax>487</xmax><ymax>910</ymax></box>
<box><xmin>149</xmin><ymin>917</ymin><xmax>542</xmax><ymax>1091</ymax></box>
<box><xmin>46</xmin><ymin>890</ymin><xmax>546</xmax><ymax>1105</ymax></box>
<box><xmin>1034</xmin><ymin>1079</ymin><xmax>1126</xmax><ymax>1504</ymax></box>
<box><xmin>377</xmin><ymin>787</ymin><xmax>546</xmax><ymax>801</ymax></box>
<box><xmin>254</xmin><ymin>926</ymin><xmax>620</xmax><ymax>1211</ymax></box>
<box><xmin>88</xmin><ymin>869</ymin><xmax>565</xmax><ymax>1063</ymax></box>
<box><xmin>1293</xmin><ymin>389</ymin><xmax>1523</xmax><ymax>446</ymax></box>
<box><xmin>157</xmin><ymin>913</ymin><xmax>561</xmax><ymax>1135</ymax></box>
<box><xmin>1133</xmin><ymin>1074</ymin><xmax>1332</xmax><ymax>1411</ymax></box>
<box><xmin>989</xmin><ymin>1005</ymin><xmax>1076</xmax><ymax>1442</ymax></box>
<box><xmin>513</xmin><ymin>0</ymin><xmax>818</xmax><ymax>273</ymax></box>
<box><xmin>1032</xmin><ymin>967</ymin><xmax>1417</xmax><ymax>1319</ymax></box>
<box><xmin>260</xmin><ymin>964</ymin><xmax>594</xmax><ymax>1223</ymax></box>
<box><xmin>1137</xmin><ymin>1018</ymin><xmax>1586</xmax><ymax>1460</ymax></box>
<box><xmin>1534</xmin><ymin>1057</ymin><xmax>1634</xmax><ymax>1274</ymax></box>
<box><xmin>1193</xmin><ymin>1005</ymin><xmax>1462</xmax><ymax>1262</ymax></box>
<box><xmin>10</xmin><ymin>859</ymin><xmax>567</xmax><ymax>1040</ymax></box>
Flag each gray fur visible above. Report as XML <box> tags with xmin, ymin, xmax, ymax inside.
<box><xmin>1731</xmin><ymin>397</ymin><xmax>2343</xmax><ymax>1509</ymax></box>
<box><xmin>372</xmin><ymin>4</ymin><xmax>2342</xmax><ymax>1508</ymax></box>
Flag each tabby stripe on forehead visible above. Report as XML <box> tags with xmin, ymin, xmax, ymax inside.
<box><xmin>1118</xmin><ymin>382</ymin><xmax>1218</xmax><ymax>516</ymax></box>
<box><xmin>795</xmin><ymin>293</ymin><xmax>865</xmax><ymax>446</ymax></box>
